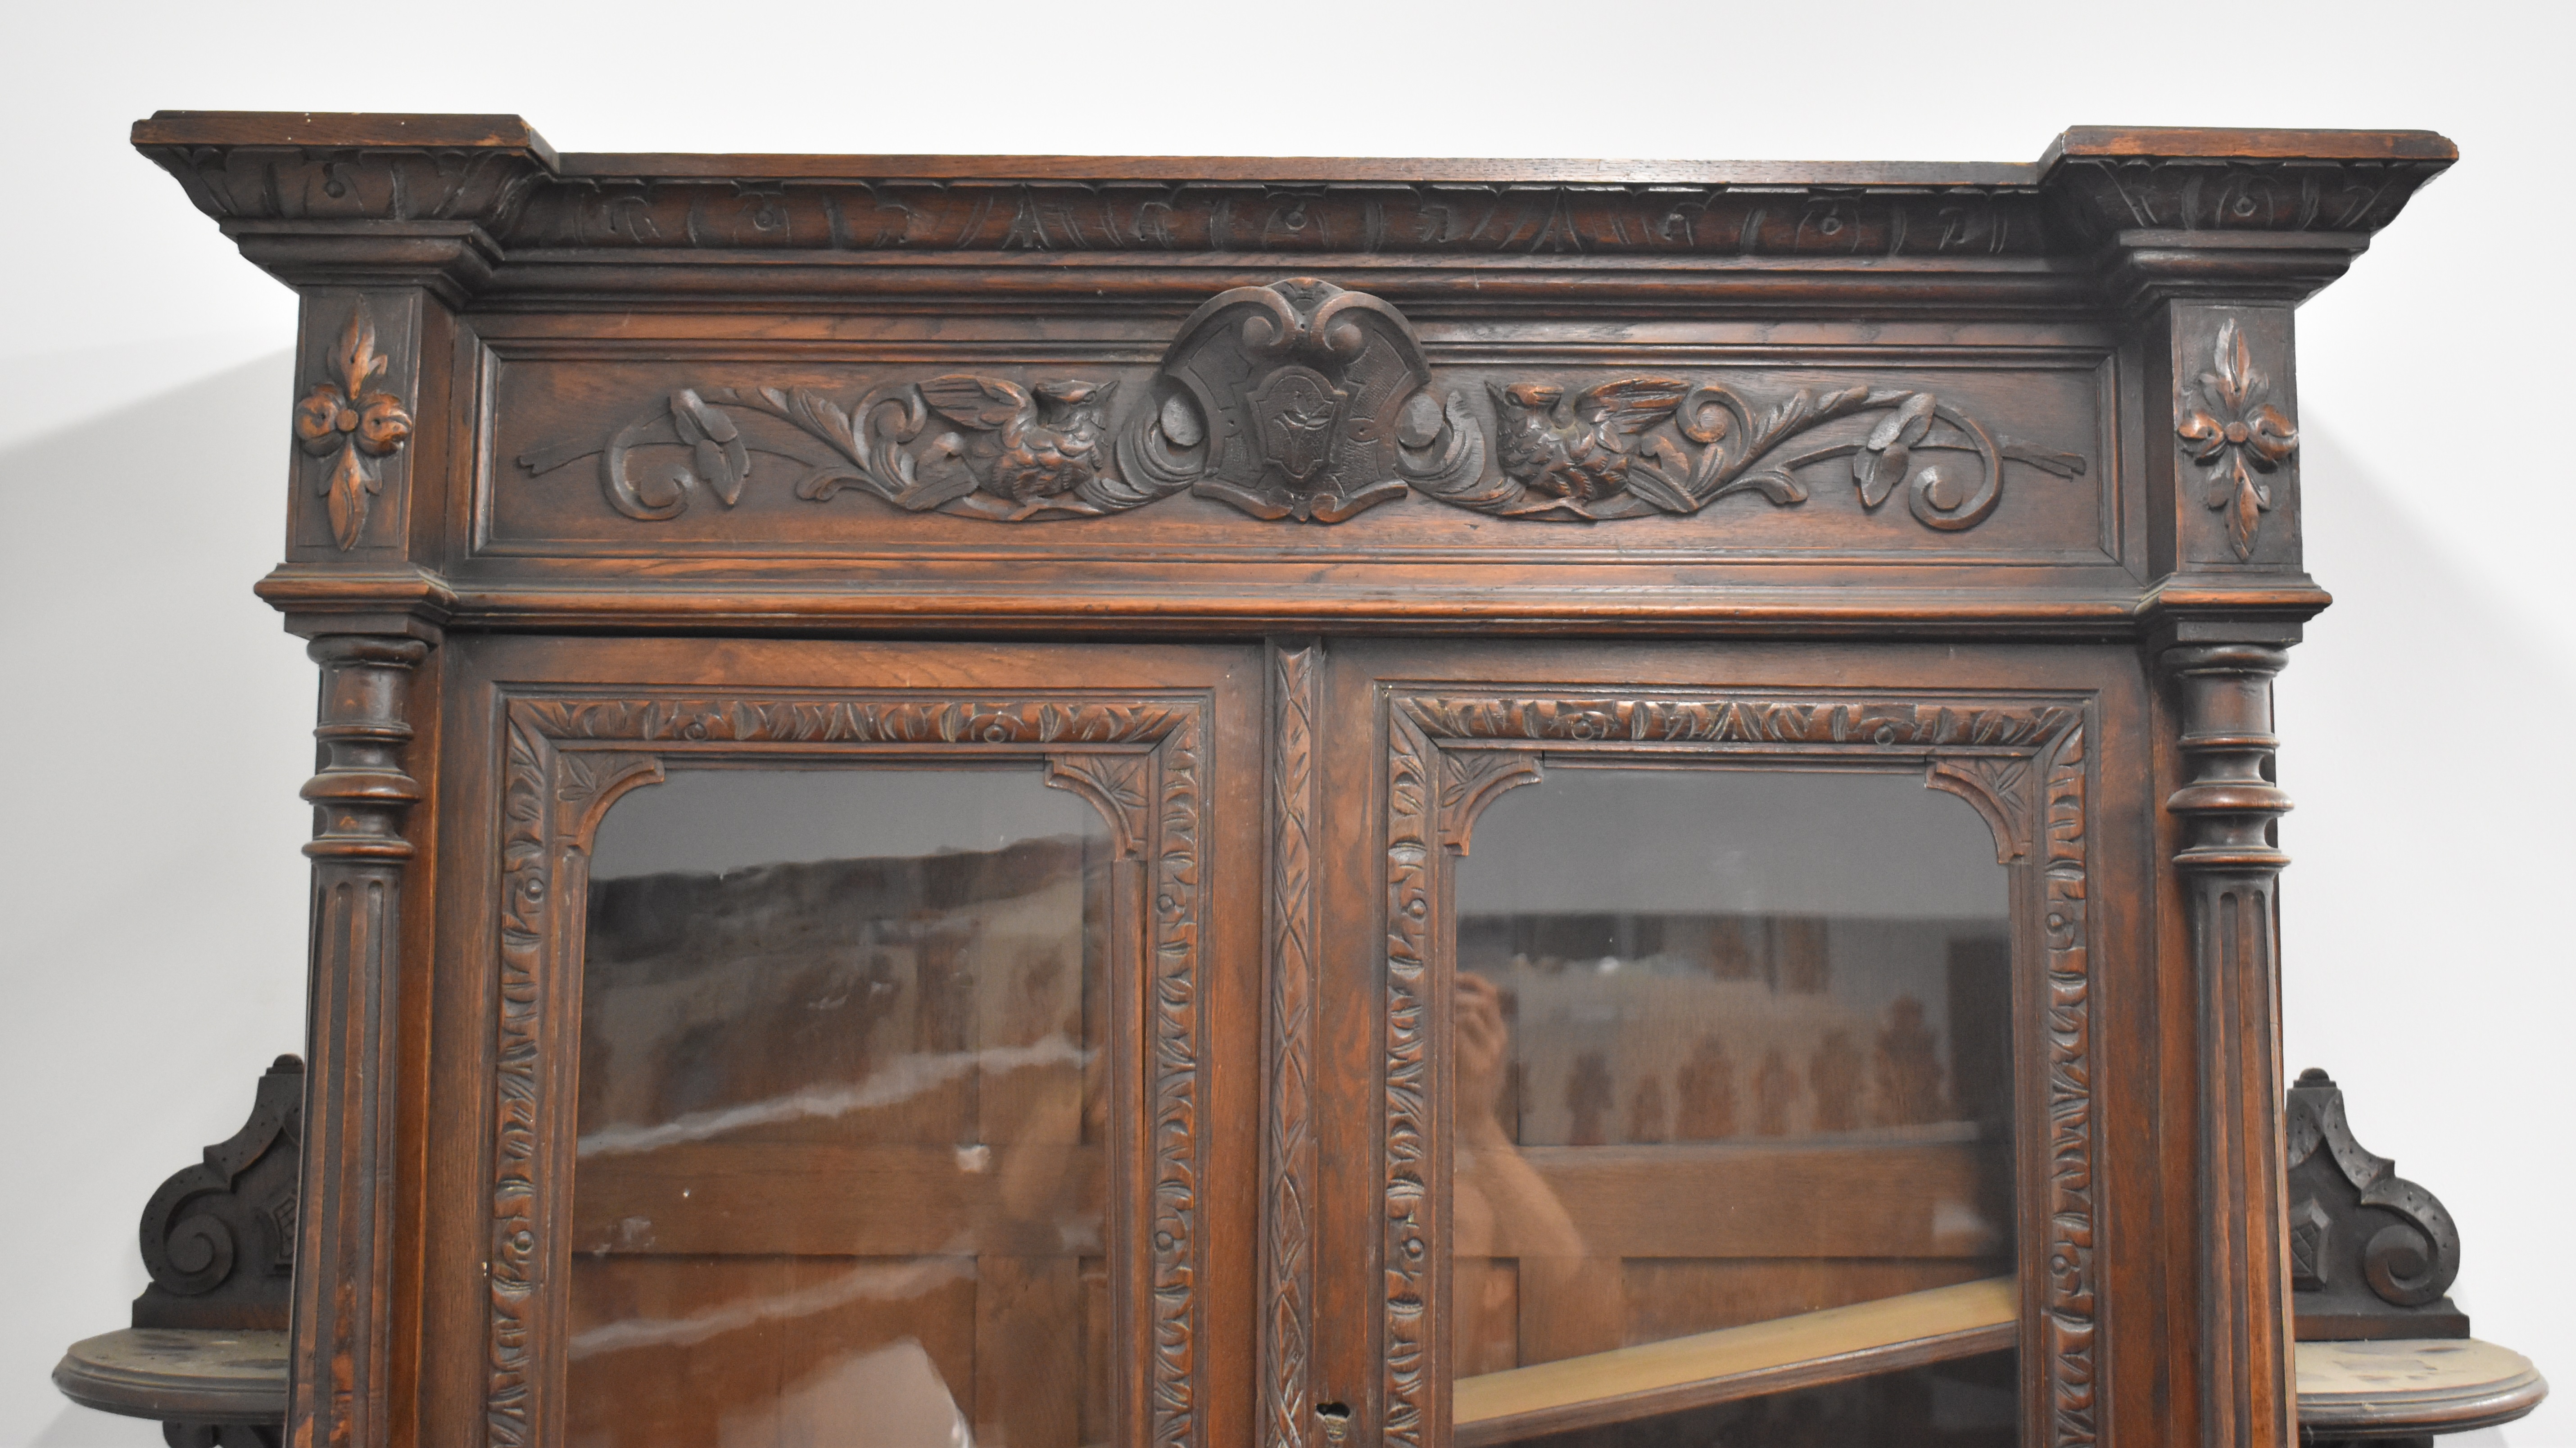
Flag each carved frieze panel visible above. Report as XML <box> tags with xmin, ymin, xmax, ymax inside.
<box><xmin>502</xmin><ymin>280</ymin><xmax>2102</xmax><ymax>545</ymax></box>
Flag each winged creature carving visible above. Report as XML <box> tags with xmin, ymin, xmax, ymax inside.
<box><xmin>916</xmin><ymin>375</ymin><xmax>1118</xmax><ymax>501</ymax></box>
<box><xmin>1486</xmin><ymin>378</ymin><xmax>1690</xmax><ymax>505</ymax></box>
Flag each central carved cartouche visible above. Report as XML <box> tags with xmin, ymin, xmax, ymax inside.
<box><xmin>1120</xmin><ymin>277</ymin><xmax>1483</xmax><ymax>522</ymax></box>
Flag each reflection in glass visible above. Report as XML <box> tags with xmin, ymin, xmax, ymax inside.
<box><xmin>569</xmin><ymin>767</ymin><xmax>1111</xmax><ymax>1448</ymax></box>
<box><xmin>1450</xmin><ymin>768</ymin><xmax>2017</xmax><ymax>1448</ymax></box>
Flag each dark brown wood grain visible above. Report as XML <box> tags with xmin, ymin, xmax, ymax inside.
<box><xmin>127</xmin><ymin>114</ymin><xmax>2448</xmax><ymax>1448</ymax></box>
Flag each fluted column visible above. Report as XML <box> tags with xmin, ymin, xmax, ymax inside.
<box><xmin>2164</xmin><ymin>643</ymin><xmax>2298</xmax><ymax>1448</ymax></box>
<box><xmin>291</xmin><ymin>634</ymin><xmax>427</xmax><ymax>1448</ymax></box>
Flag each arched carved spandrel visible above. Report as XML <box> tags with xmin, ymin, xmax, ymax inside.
<box><xmin>1928</xmin><ymin>754</ymin><xmax>2036</xmax><ymax>863</ymax></box>
<box><xmin>1045</xmin><ymin>751</ymin><xmax>1152</xmax><ymax>859</ymax></box>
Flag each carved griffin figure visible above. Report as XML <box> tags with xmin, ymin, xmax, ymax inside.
<box><xmin>1486</xmin><ymin>378</ymin><xmax>1689</xmax><ymax>504</ymax></box>
<box><xmin>918</xmin><ymin>375</ymin><xmax>1118</xmax><ymax>502</ymax></box>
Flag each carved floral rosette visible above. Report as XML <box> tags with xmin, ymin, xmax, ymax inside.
<box><xmin>1377</xmin><ymin>692</ymin><xmax>2098</xmax><ymax>1448</ymax></box>
<box><xmin>486</xmin><ymin>693</ymin><xmax>1208</xmax><ymax>1448</ymax></box>
<box><xmin>523</xmin><ymin>280</ymin><xmax>2087</xmax><ymax>530</ymax></box>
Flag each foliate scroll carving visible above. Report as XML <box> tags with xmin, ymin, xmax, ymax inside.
<box><xmin>1122</xmin><ymin>278</ymin><xmax>1483</xmax><ymax>522</ymax></box>
<box><xmin>1438</xmin><ymin>377</ymin><xmax>2084</xmax><ymax>528</ymax></box>
<box><xmin>133</xmin><ymin>1055</ymin><xmax>304</xmax><ymax>1331</ymax></box>
<box><xmin>294</xmin><ymin>302</ymin><xmax>412</xmax><ymax>549</ymax></box>
<box><xmin>2284</xmin><ymin>1068</ymin><xmax>2467</xmax><ymax>1338</ymax></box>
<box><xmin>488</xmin><ymin>691</ymin><xmax>1206</xmax><ymax>1448</ymax></box>
<box><xmin>1382</xmin><ymin>690</ymin><xmax>2096</xmax><ymax>1448</ymax></box>
<box><xmin>2177</xmin><ymin>319</ymin><xmax>2298</xmax><ymax>560</ymax></box>
<box><xmin>521</xmin><ymin>374</ymin><xmax>1139</xmax><ymax>522</ymax></box>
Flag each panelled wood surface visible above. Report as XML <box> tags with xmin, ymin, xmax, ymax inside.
<box><xmin>129</xmin><ymin>115</ymin><xmax>2449</xmax><ymax>1448</ymax></box>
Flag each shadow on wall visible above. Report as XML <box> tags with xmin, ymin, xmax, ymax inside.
<box><xmin>2279</xmin><ymin>418</ymin><xmax>2572</xmax><ymax>1448</ymax></box>
<box><xmin>0</xmin><ymin>351</ymin><xmax>312</xmax><ymax>1448</ymax></box>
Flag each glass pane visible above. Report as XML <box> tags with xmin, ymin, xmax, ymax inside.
<box><xmin>1449</xmin><ymin>768</ymin><xmax>2016</xmax><ymax>1448</ymax></box>
<box><xmin>569</xmin><ymin>767</ymin><xmax>1113</xmax><ymax>1448</ymax></box>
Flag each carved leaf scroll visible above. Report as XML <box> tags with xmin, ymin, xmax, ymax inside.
<box><xmin>1453</xmin><ymin>375</ymin><xmax>2086</xmax><ymax>527</ymax></box>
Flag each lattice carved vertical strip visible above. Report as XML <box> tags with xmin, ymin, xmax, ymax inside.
<box><xmin>1264</xmin><ymin>645</ymin><xmax>1321</xmax><ymax>1448</ymax></box>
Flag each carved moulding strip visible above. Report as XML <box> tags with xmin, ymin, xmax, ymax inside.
<box><xmin>1265</xmin><ymin>646</ymin><xmax>1321</xmax><ymax>1448</ymax></box>
<box><xmin>520</xmin><ymin>282</ymin><xmax>2088</xmax><ymax>529</ymax></box>
<box><xmin>504</xmin><ymin>177</ymin><xmax>2059</xmax><ymax>258</ymax></box>
<box><xmin>485</xmin><ymin>692</ymin><xmax>1207</xmax><ymax>1448</ymax></box>
<box><xmin>1381</xmin><ymin>690</ymin><xmax>2096</xmax><ymax>1448</ymax></box>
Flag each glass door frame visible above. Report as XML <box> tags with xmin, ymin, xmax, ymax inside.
<box><xmin>1287</xmin><ymin>640</ymin><xmax>2121</xmax><ymax>1448</ymax></box>
<box><xmin>429</xmin><ymin>636</ymin><xmax>1263</xmax><ymax>1448</ymax></box>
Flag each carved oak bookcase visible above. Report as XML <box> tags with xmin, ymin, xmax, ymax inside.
<box><xmin>132</xmin><ymin>113</ymin><xmax>2451</xmax><ymax>1448</ymax></box>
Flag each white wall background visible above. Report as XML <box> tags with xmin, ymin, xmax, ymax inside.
<box><xmin>2</xmin><ymin>1</ymin><xmax>2565</xmax><ymax>1443</ymax></box>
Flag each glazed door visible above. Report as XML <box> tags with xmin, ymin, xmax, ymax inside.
<box><xmin>1291</xmin><ymin>640</ymin><xmax>2145</xmax><ymax>1448</ymax></box>
<box><xmin>428</xmin><ymin>639</ymin><xmax>1262</xmax><ymax>1448</ymax></box>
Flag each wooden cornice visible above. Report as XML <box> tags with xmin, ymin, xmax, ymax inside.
<box><xmin>134</xmin><ymin>113</ymin><xmax>2454</xmax><ymax>309</ymax></box>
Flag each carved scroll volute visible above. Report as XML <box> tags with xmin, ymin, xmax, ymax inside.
<box><xmin>2163</xmin><ymin>642</ymin><xmax>2298</xmax><ymax>1448</ymax></box>
<box><xmin>294</xmin><ymin>633</ymin><xmax>430</xmax><ymax>1448</ymax></box>
<box><xmin>293</xmin><ymin>294</ymin><xmax>421</xmax><ymax>555</ymax></box>
<box><xmin>1121</xmin><ymin>278</ymin><xmax>1484</xmax><ymax>521</ymax></box>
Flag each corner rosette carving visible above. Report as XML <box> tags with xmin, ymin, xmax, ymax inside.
<box><xmin>2178</xmin><ymin>318</ymin><xmax>2299</xmax><ymax>560</ymax></box>
<box><xmin>1428</xmin><ymin>376</ymin><xmax>2086</xmax><ymax>527</ymax></box>
<box><xmin>294</xmin><ymin>302</ymin><xmax>412</xmax><ymax>549</ymax></box>
<box><xmin>1120</xmin><ymin>277</ymin><xmax>1484</xmax><ymax>522</ymax></box>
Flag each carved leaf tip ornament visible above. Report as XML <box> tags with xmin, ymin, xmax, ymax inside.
<box><xmin>294</xmin><ymin>302</ymin><xmax>412</xmax><ymax>549</ymax></box>
<box><xmin>2178</xmin><ymin>318</ymin><xmax>2299</xmax><ymax>560</ymax></box>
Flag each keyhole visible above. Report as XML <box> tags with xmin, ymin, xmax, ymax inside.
<box><xmin>1315</xmin><ymin>1402</ymin><xmax>1352</xmax><ymax>1445</ymax></box>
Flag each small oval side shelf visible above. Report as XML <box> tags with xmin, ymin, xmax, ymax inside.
<box><xmin>53</xmin><ymin>1328</ymin><xmax>289</xmax><ymax>1430</ymax></box>
<box><xmin>2296</xmin><ymin>1338</ymin><xmax>2547</xmax><ymax>1445</ymax></box>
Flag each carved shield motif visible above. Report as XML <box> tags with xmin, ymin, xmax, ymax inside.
<box><xmin>1249</xmin><ymin>367</ymin><xmax>1346</xmax><ymax>484</ymax></box>
<box><xmin>1116</xmin><ymin>277</ymin><xmax>1482</xmax><ymax>522</ymax></box>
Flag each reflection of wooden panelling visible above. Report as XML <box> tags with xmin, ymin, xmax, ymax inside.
<box><xmin>574</xmin><ymin>1142</ymin><xmax>1103</xmax><ymax>1257</ymax></box>
<box><xmin>1516</xmin><ymin>1141</ymin><xmax>2002</xmax><ymax>1258</ymax></box>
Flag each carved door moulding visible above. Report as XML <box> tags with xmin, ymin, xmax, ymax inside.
<box><xmin>518</xmin><ymin>278</ymin><xmax>2088</xmax><ymax>530</ymax></box>
<box><xmin>1372</xmin><ymin>690</ymin><xmax>2098</xmax><ymax>1448</ymax></box>
<box><xmin>484</xmin><ymin>691</ymin><xmax>1209</xmax><ymax>1448</ymax></box>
